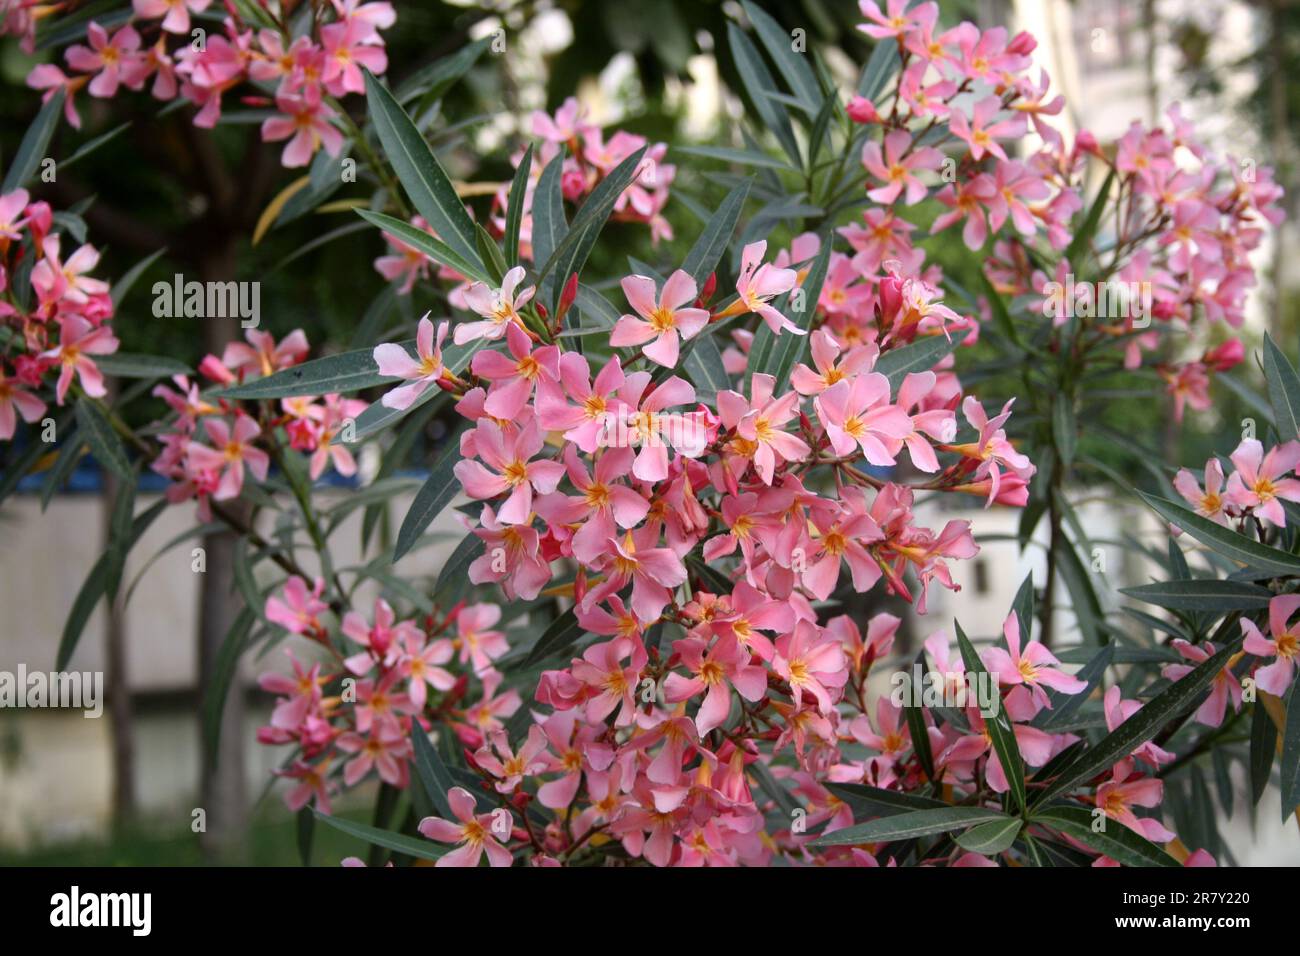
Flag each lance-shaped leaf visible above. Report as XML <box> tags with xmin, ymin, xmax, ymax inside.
<box><xmin>954</xmin><ymin>817</ymin><xmax>1022</xmax><ymax>856</ymax></box>
<box><xmin>1032</xmin><ymin>805</ymin><xmax>1178</xmax><ymax>867</ymax></box>
<box><xmin>313</xmin><ymin>811</ymin><xmax>446</xmax><ymax>863</ymax></box>
<box><xmin>1262</xmin><ymin>333</ymin><xmax>1300</xmax><ymax>440</ymax></box>
<box><xmin>355</xmin><ymin>209</ymin><xmax>489</xmax><ymax>284</ymax></box>
<box><xmin>857</xmin><ymin>37</ymin><xmax>901</xmax><ymax>99</ymax></box>
<box><xmin>393</xmin><ymin>434</ymin><xmax>466</xmax><ymax>562</ymax></box>
<box><xmin>504</xmin><ymin>143</ymin><xmax>533</xmax><ymax>268</ymax></box>
<box><xmin>1032</xmin><ymin>643</ymin><xmax>1113</xmax><ymax>731</ymax></box>
<box><xmin>1138</xmin><ymin>492</ymin><xmax>1300</xmax><ymax>577</ymax></box>
<box><xmin>93</xmin><ymin>353</ymin><xmax>192</xmax><ymax>380</ymax></box>
<box><xmin>682</xmin><ymin>331</ymin><xmax>729</xmax><ymax>402</ymax></box>
<box><xmin>875</xmin><ymin>331</ymin><xmax>967</xmax><ymax>392</ymax></box>
<box><xmin>809</xmin><ymin>806</ymin><xmax>1008</xmax><ymax>846</ymax></box>
<box><xmin>1032</xmin><ymin>634</ymin><xmax>1244</xmax><ymax>808</ymax></box>
<box><xmin>1281</xmin><ymin>683</ymin><xmax>1300</xmax><ymax>822</ymax></box>
<box><xmin>682</xmin><ymin>179</ymin><xmax>751</xmax><ymax>285</ymax></box>
<box><xmin>410</xmin><ymin>724</ymin><xmax>457</xmax><ymax>820</ymax></box>
<box><xmin>531</xmin><ymin>152</ymin><xmax>567</xmax><ymax>271</ymax></box>
<box><xmin>1251</xmin><ymin>698</ymin><xmax>1278</xmax><ymax>807</ymax></box>
<box><xmin>363</xmin><ymin>69</ymin><xmax>481</xmax><ymax>271</ymax></box>
<box><xmin>1119</xmin><ymin>578</ymin><xmax>1274</xmax><ymax>612</ymax></box>
<box><xmin>741</xmin><ymin>1</ymin><xmax>821</xmax><ymax>112</ymax></box>
<box><xmin>1064</xmin><ymin>169</ymin><xmax>1116</xmax><ymax>267</ymax></box>
<box><xmin>748</xmin><ymin>239</ymin><xmax>832</xmax><ymax>392</ymax></box>
<box><xmin>727</xmin><ymin>23</ymin><xmax>801</xmax><ymax>166</ymax></box>
<box><xmin>955</xmin><ymin>620</ymin><xmax>1026</xmax><ymax>815</ymax></box>
<box><xmin>825</xmin><ymin>783</ymin><xmax>947</xmax><ymax>820</ymax></box>
<box><xmin>2</xmin><ymin>88</ymin><xmax>65</xmax><ymax>192</ymax></box>
<box><xmin>76</xmin><ymin>400</ymin><xmax>132</xmax><ymax>482</ymax></box>
<box><xmin>521</xmin><ymin>608</ymin><xmax>586</xmax><ymax>667</ymax></box>
<box><xmin>903</xmin><ymin>650</ymin><xmax>936</xmax><ymax>782</ymax></box>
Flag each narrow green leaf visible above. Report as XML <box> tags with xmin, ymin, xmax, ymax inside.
<box><xmin>675</xmin><ymin>145</ymin><xmax>794</xmax><ymax>171</ymax></box>
<box><xmin>393</xmin><ymin>436</ymin><xmax>466</xmax><ymax>561</ymax></box>
<box><xmin>313</xmin><ymin>811</ymin><xmax>446</xmax><ymax>863</ymax></box>
<box><xmin>410</xmin><ymin>725</ymin><xmax>456</xmax><ymax>819</ymax></box>
<box><xmin>355</xmin><ymin>208</ymin><xmax>488</xmax><ymax>283</ymax></box>
<box><xmin>1011</xmin><ymin>572</ymin><xmax>1035</xmax><ymax>641</ymax></box>
<box><xmin>1064</xmin><ymin>169</ymin><xmax>1116</xmax><ymax>267</ymax></box>
<box><xmin>110</xmin><ymin>247</ymin><xmax>167</xmax><ymax>308</ymax></box>
<box><xmin>531</xmin><ymin>152</ymin><xmax>567</xmax><ymax>271</ymax></box>
<box><xmin>752</xmin><ymin>239</ymin><xmax>832</xmax><ymax>391</ymax></box>
<box><xmin>956</xmin><ymin>620</ymin><xmax>1026</xmax><ymax>815</ymax></box>
<box><xmin>1033</xmin><ymin>805</ymin><xmax>1178</xmax><ymax>867</ymax></box>
<box><xmin>1032</xmin><ymin>635</ymin><xmax>1244</xmax><ymax>808</ymax></box>
<box><xmin>363</xmin><ymin>68</ymin><xmax>481</xmax><ymax>270</ymax></box>
<box><xmin>1033</xmin><ymin>644</ymin><xmax>1113</xmax><ymax>731</ymax></box>
<box><xmin>475</xmin><ymin>222</ymin><xmax>508</xmax><ymax>285</ymax></box>
<box><xmin>2</xmin><ymin>89</ymin><xmax>65</xmax><ymax>193</ymax></box>
<box><xmin>1280</xmin><ymin>683</ymin><xmax>1300</xmax><ymax>822</ymax></box>
<box><xmin>1250</xmin><ymin>700</ymin><xmax>1278</xmax><ymax>807</ymax></box>
<box><xmin>521</xmin><ymin>608</ymin><xmax>586</xmax><ymax>667</ymax></box>
<box><xmin>681</xmin><ymin>180</ymin><xmax>751</xmax><ymax>285</ymax></box>
<box><xmin>875</xmin><ymin>331</ymin><xmax>967</xmax><ymax>392</ymax></box>
<box><xmin>1262</xmin><ymin>333</ymin><xmax>1300</xmax><ymax>440</ymax></box>
<box><xmin>1119</xmin><ymin>578</ymin><xmax>1274</xmax><ymax>612</ymax></box>
<box><xmin>742</xmin><ymin>1</ymin><xmax>821</xmax><ymax>111</ymax></box>
<box><xmin>93</xmin><ymin>352</ymin><xmax>192</xmax><ymax>380</ymax></box>
<box><xmin>825</xmin><ymin>783</ymin><xmax>947</xmax><ymax>820</ymax></box>
<box><xmin>727</xmin><ymin>23</ymin><xmax>801</xmax><ymax>166</ymax></box>
<box><xmin>504</xmin><ymin>143</ymin><xmax>533</xmax><ymax>269</ymax></box>
<box><xmin>954</xmin><ymin>817</ymin><xmax>1022</xmax><ymax>855</ymax></box>
<box><xmin>682</xmin><ymin>332</ymin><xmax>729</xmax><ymax>401</ymax></box>
<box><xmin>296</xmin><ymin>806</ymin><xmax>315</xmax><ymax>866</ymax></box>
<box><xmin>1138</xmin><ymin>492</ymin><xmax>1300</xmax><ymax>576</ymax></box>
<box><xmin>810</xmin><ymin>806</ymin><xmax>1007</xmax><ymax>846</ymax></box>
<box><xmin>203</xmin><ymin>606</ymin><xmax>256</xmax><ymax>767</ymax></box>
<box><xmin>1052</xmin><ymin>398</ymin><xmax>1076</xmax><ymax>466</ymax></box>
<box><xmin>75</xmin><ymin>401</ymin><xmax>131</xmax><ymax>482</ymax></box>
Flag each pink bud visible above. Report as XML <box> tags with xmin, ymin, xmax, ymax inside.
<box><xmin>1203</xmin><ymin>338</ymin><xmax>1244</xmax><ymax>372</ymax></box>
<box><xmin>846</xmin><ymin>95</ymin><xmax>880</xmax><ymax>124</ymax></box>
<box><xmin>1007</xmin><ymin>31</ymin><xmax>1037</xmax><ymax>56</ymax></box>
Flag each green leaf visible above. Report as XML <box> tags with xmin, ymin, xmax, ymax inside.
<box><xmin>393</xmin><ymin>436</ymin><xmax>466</xmax><ymax>561</ymax></box>
<box><xmin>857</xmin><ymin>38</ymin><xmax>901</xmax><ymax>99</ymax></box>
<box><xmin>977</xmin><ymin>271</ymin><xmax>1023</xmax><ymax>347</ymax></box>
<box><xmin>1032</xmin><ymin>634</ymin><xmax>1244</xmax><ymax>808</ymax></box>
<box><xmin>956</xmin><ymin>620</ymin><xmax>1026</xmax><ymax>815</ymax></box>
<box><xmin>1262</xmin><ymin>333</ymin><xmax>1300</xmax><ymax>440</ymax></box>
<box><xmin>674</xmin><ymin>145</ymin><xmax>794</xmax><ymax>171</ymax></box>
<box><xmin>825</xmin><ymin>783</ymin><xmax>947</xmax><ymax>820</ymax></box>
<box><xmin>1052</xmin><ymin>397</ymin><xmax>1076</xmax><ymax>466</ymax></box>
<box><xmin>363</xmin><ymin>69</ymin><xmax>481</xmax><ymax>272</ymax></box>
<box><xmin>312</xmin><ymin>811</ymin><xmax>446</xmax><ymax>863</ymax></box>
<box><xmin>203</xmin><ymin>606</ymin><xmax>256</xmax><ymax>768</ymax></box>
<box><xmin>875</xmin><ymin>331</ymin><xmax>967</xmax><ymax>392</ymax></box>
<box><xmin>355</xmin><ymin>208</ymin><xmax>488</xmax><ymax>283</ymax></box>
<box><xmin>537</xmin><ymin>147</ymin><xmax>648</xmax><ymax>311</ymax></box>
<box><xmin>433</xmin><ymin>530</ymin><xmax>481</xmax><ymax>601</ymax></box>
<box><xmin>410</xmin><ymin>725</ymin><xmax>456</xmax><ymax>820</ymax></box>
<box><xmin>504</xmin><ymin>143</ymin><xmax>533</xmax><ymax>269</ymax></box>
<box><xmin>103</xmin><ymin>477</ymin><xmax>136</xmax><ymax>600</ymax></box>
<box><xmin>521</xmin><ymin>607</ymin><xmax>586</xmax><ymax>667</ymax></box>
<box><xmin>1281</xmin><ymin>683</ymin><xmax>1300</xmax><ymax>822</ymax></box>
<box><xmin>1064</xmin><ymin>169</ymin><xmax>1115</xmax><ymax>267</ymax></box>
<box><xmin>750</xmin><ymin>759</ymin><xmax>798</xmax><ymax>816</ymax></box>
<box><xmin>39</xmin><ymin>430</ymin><xmax>85</xmax><ymax>511</ymax></box>
<box><xmin>296</xmin><ymin>806</ymin><xmax>315</xmax><ymax>867</ymax></box>
<box><xmin>2</xmin><ymin>89</ymin><xmax>65</xmax><ymax>193</ymax></box>
<box><xmin>75</xmin><ymin>401</ymin><xmax>131</xmax><ymax>482</ymax></box>
<box><xmin>531</xmin><ymin>152</ymin><xmax>567</xmax><ymax>271</ymax></box>
<box><xmin>750</xmin><ymin>239</ymin><xmax>832</xmax><ymax>392</ymax></box>
<box><xmin>727</xmin><ymin>23</ymin><xmax>801</xmax><ymax>167</ymax></box>
<box><xmin>1119</xmin><ymin>578</ymin><xmax>1274</xmax><ymax>611</ymax></box>
<box><xmin>1138</xmin><ymin>492</ymin><xmax>1300</xmax><ymax>577</ymax></box>
<box><xmin>1033</xmin><ymin>805</ymin><xmax>1178</xmax><ymax>867</ymax></box>
<box><xmin>1011</xmin><ymin>572</ymin><xmax>1035</xmax><ymax>641</ymax></box>
<box><xmin>682</xmin><ymin>332</ymin><xmax>729</xmax><ymax>401</ymax></box>
<box><xmin>681</xmin><ymin>180</ymin><xmax>751</xmax><ymax>285</ymax></box>
<box><xmin>93</xmin><ymin>352</ymin><xmax>192</xmax><ymax>380</ymax></box>
<box><xmin>810</xmin><ymin>806</ymin><xmax>1008</xmax><ymax>846</ymax></box>
<box><xmin>1250</xmin><ymin>700</ymin><xmax>1278</xmax><ymax>807</ymax></box>
<box><xmin>110</xmin><ymin>247</ymin><xmax>167</xmax><ymax>308</ymax></box>
<box><xmin>56</xmin><ymin>499</ymin><xmax>166</xmax><ymax>670</ymax></box>
<box><xmin>954</xmin><ymin>817</ymin><xmax>1022</xmax><ymax>856</ymax></box>
<box><xmin>903</xmin><ymin>653</ymin><xmax>936</xmax><ymax>782</ymax></box>
<box><xmin>1033</xmin><ymin>644</ymin><xmax>1113</xmax><ymax>731</ymax></box>
<box><xmin>741</xmin><ymin>1</ymin><xmax>821</xmax><ymax>112</ymax></box>
<box><xmin>475</xmin><ymin>223</ymin><xmax>508</xmax><ymax>285</ymax></box>
<box><xmin>396</xmin><ymin>35</ymin><xmax>492</xmax><ymax>104</ymax></box>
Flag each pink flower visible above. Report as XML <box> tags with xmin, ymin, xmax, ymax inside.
<box><xmin>222</xmin><ymin>328</ymin><xmax>309</xmax><ymax>378</ymax></box>
<box><xmin>535</xmin><ymin>352</ymin><xmax>627</xmax><ymax>454</ymax></box>
<box><xmin>533</xmin><ymin>445</ymin><xmax>649</xmax><ymax>564</ymax></box>
<box><xmin>609</xmin><ymin>371</ymin><xmax>708</xmax><ymax>482</ymax></box>
<box><xmin>184</xmin><ymin>414</ymin><xmax>267</xmax><ymax>501</ymax></box>
<box><xmin>1103</xmin><ymin>686</ymin><xmax>1174</xmax><ymax>768</ymax></box>
<box><xmin>953</xmin><ymin>396</ymin><xmax>1036</xmax><ymax>506</ymax></box>
<box><xmin>1095</xmin><ymin>761</ymin><xmax>1176</xmax><ymax>843</ymax></box>
<box><xmin>39</xmin><ymin>314</ymin><xmax>119</xmax><ymax>403</ymax></box>
<box><xmin>857</xmin><ymin>0</ymin><xmax>935</xmax><ymax>39</ymax></box>
<box><xmin>790</xmin><ymin>329</ymin><xmax>875</xmax><ymax>396</ymax></box>
<box><xmin>981</xmin><ymin>613</ymin><xmax>1085</xmax><ymax>709</ymax></box>
<box><xmin>261</xmin><ymin>89</ymin><xmax>344</xmax><ymax>167</ymax></box>
<box><xmin>815</xmin><ymin>372</ymin><xmax>912</xmax><ymax>466</ymax></box>
<box><xmin>27</xmin><ymin>65</ymin><xmax>85</xmax><ymax>129</ymax></box>
<box><xmin>1173</xmin><ymin>458</ymin><xmax>1230</xmax><ymax>526</ymax></box>
<box><xmin>373</xmin><ymin>315</ymin><xmax>450</xmax><ymax>410</ymax></box>
<box><xmin>337</xmin><ymin>725</ymin><xmax>411</xmax><ymax>787</ymax></box>
<box><xmin>453</xmin><ymin>602</ymin><xmax>510</xmax><ymax>674</ymax></box>
<box><xmin>717</xmin><ymin>373</ymin><xmax>809</xmax><ymax>484</ymax></box>
<box><xmin>0</xmin><ymin>363</ymin><xmax>46</xmax><ymax>440</ymax></box>
<box><xmin>456</xmin><ymin>266</ymin><xmax>535</xmax><ymax>345</ymax></box>
<box><xmin>1224</xmin><ymin>438</ymin><xmax>1300</xmax><ymax>526</ymax></box>
<box><xmin>931</xmin><ymin>173</ymin><xmax>998</xmax><ymax>249</ymax></box>
<box><xmin>610</xmin><ymin>270</ymin><xmax>710</xmax><ymax>367</ymax></box>
<box><xmin>278</xmin><ymin>759</ymin><xmax>334</xmax><ymax>813</ymax></box>
<box><xmin>1162</xmin><ymin>640</ymin><xmax>1244</xmax><ymax>728</ymax></box>
<box><xmin>475</xmin><ymin>727</ymin><xmax>550</xmax><ymax>793</ymax></box>
<box><xmin>454</xmin><ymin>415</ymin><xmax>565</xmax><ymax>525</ymax></box>
<box><xmin>66</xmin><ymin>22</ymin><xmax>146</xmax><ymax>98</ymax></box>
<box><xmin>320</xmin><ymin>18</ymin><xmax>387</xmax><ymax>95</ymax></box>
<box><xmin>31</xmin><ymin>235</ymin><xmax>110</xmax><ymax>307</ymax></box>
<box><xmin>569</xmin><ymin>636</ymin><xmax>647</xmax><ymax>727</ymax></box>
<box><xmin>340</xmin><ymin>596</ymin><xmax>417</xmax><ymax>674</ymax></box>
<box><xmin>470</xmin><ymin>322</ymin><xmax>560</xmax><ymax>419</ymax></box>
<box><xmin>264</xmin><ymin>576</ymin><xmax>327</xmax><ymax>636</ymax></box>
<box><xmin>950</xmin><ymin>95</ymin><xmax>1025</xmax><ymax>162</ymax></box>
<box><xmin>468</xmin><ymin>504</ymin><xmax>552</xmax><ymax>600</ymax></box>
<box><xmin>861</xmin><ymin>130</ymin><xmax>941</xmax><ymax>206</ymax></box>
<box><xmin>773</xmin><ymin>620</ymin><xmax>848</xmax><ymax>714</ymax></box>
<box><xmin>418</xmin><ymin>785</ymin><xmax>513</xmax><ymax>867</ymax></box>
<box><xmin>583</xmin><ymin>526</ymin><xmax>688</xmax><ymax>622</ymax></box>
<box><xmin>133</xmin><ymin>0</ymin><xmax>211</xmax><ymax>35</ymax></box>
<box><xmin>663</xmin><ymin>634</ymin><xmax>767</xmax><ymax>736</ymax></box>
<box><xmin>720</xmin><ymin>240</ymin><xmax>801</xmax><ymax>336</ymax></box>
<box><xmin>1241</xmin><ymin>595</ymin><xmax>1300</xmax><ymax>697</ymax></box>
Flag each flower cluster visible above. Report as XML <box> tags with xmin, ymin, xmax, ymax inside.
<box><xmin>0</xmin><ymin>188</ymin><xmax>119</xmax><ymax>437</ymax></box>
<box><xmin>19</xmin><ymin>0</ymin><xmax>395</xmax><ymax>168</ymax></box>
<box><xmin>1174</xmin><ymin>438</ymin><xmax>1300</xmax><ymax>532</ymax></box>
